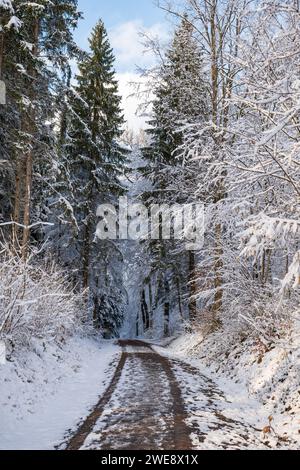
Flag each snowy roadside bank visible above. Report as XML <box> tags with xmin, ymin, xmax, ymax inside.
<box><xmin>154</xmin><ymin>333</ymin><xmax>300</xmax><ymax>449</ymax></box>
<box><xmin>0</xmin><ymin>337</ymin><xmax>120</xmax><ymax>450</ymax></box>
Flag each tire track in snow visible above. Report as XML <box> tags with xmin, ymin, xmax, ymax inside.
<box><xmin>66</xmin><ymin>340</ymin><xmax>193</xmax><ymax>450</ymax></box>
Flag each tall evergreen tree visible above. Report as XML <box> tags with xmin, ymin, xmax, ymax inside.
<box><xmin>142</xmin><ymin>16</ymin><xmax>208</xmax><ymax>335</ymax></box>
<box><xmin>0</xmin><ymin>0</ymin><xmax>82</xmax><ymax>256</ymax></box>
<box><xmin>0</xmin><ymin>1</ymin><xmax>21</xmax><ymax>227</ymax></box>
<box><xmin>54</xmin><ymin>20</ymin><xmax>128</xmax><ymax>335</ymax></box>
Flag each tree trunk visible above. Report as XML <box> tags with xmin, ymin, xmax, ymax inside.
<box><xmin>0</xmin><ymin>32</ymin><xmax>4</xmax><ymax>80</ymax></box>
<box><xmin>210</xmin><ymin>1</ymin><xmax>224</xmax><ymax>321</ymax></box>
<box><xmin>148</xmin><ymin>282</ymin><xmax>154</xmax><ymax>329</ymax></box>
<box><xmin>136</xmin><ymin>312</ymin><xmax>140</xmax><ymax>338</ymax></box>
<box><xmin>188</xmin><ymin>251</ymin><xmax>197</xmax><ymax>322</ymax></box>
<box><xmin>210</xmin><ymin>1</ymin><xmax>218</xmax><ymax>126</ymax></box>
<box><xmin>12</xmin><ymin>151</ymin><xmax>22</xmax><ymax>251</ymax></box>
<box><xmin>176</xmin><ymin>275</ymin><xmax>184</xmax><ymax>320</ymax></box>
<box><xmin>212</xmin><ymin>221</ymin><xmax>223</xmax><ymax>326</ymax></box>
<box><xmin>21</xmin><ymin>145</ymin><xmax>33</xmax><ymax>260</ymax></box>
<box><xmin>21</xmin><ymin>19</ymin><xmax>40</xmax><ymax>260</ymax></box>
<box><xmin>141</xmin><ymin>290</ymin><xmax>150</xmax><ymax>331</ymax></box>
<box><xmin>163</xmin><ymin>279</ymin><xmax>170</xmax><ymax>337</ymax></box>
<box><xmin>82</xmin><ymin>222</ymin><xmax>90</xmax><ymax>290</ymax></box>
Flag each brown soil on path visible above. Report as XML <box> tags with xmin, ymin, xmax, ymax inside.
<box><xmin>66</xmin><ymin>340</ymin><xmax>193</xmax><ymax>450</ymax></box>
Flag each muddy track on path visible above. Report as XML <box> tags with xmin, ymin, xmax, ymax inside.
<box><xmin>66</xmin><ymin>340</ymin><xmax>193</xmax><ymax>450</ymax></box>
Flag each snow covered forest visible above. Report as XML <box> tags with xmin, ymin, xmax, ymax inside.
<box><xmin>0</xmin><ymin>0</ymin><xmax>299</xmax><ymax>451</ymax></box>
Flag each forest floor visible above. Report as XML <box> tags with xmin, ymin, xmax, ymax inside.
<box><xmin>65</xmin><ymin>339</ymin><xmax>276</xmax><ymax>450</ymax></box>
<box><xmin>0</xmin><ymin>337</ymin><xmax>120</xmax><ymax>450</ymax></box>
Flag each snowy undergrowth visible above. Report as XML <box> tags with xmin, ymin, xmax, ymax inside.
<box><xmin>164</xmin><ymin>328</ymin><xmax>300</xmax><ymax>448</ymax></box>
<box><xmin>0</xmin><ymin>336</ymin><xmax>120</xmax><ymax>450</ymax></box>
<box><xmin>0</xmin><ymin>248</ymin><xmax>122</xmax><ymax>450</ymax></box>
<box><xmin>0</xmin><ymin>247</ymin><xmax>87</xmax><ymax>351</ymax></box>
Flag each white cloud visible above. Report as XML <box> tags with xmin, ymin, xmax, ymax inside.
<box><xmin>109</xmin><ymin>20</ymin><xmax>169</xmax><ymax>72</ymax></box>
<box><xmin>116</xmin><ymin>72</ymin><xmax>153</xmax><ymax>132</ymax></box>
<box><xmin>111</xmin><ymin>19</ymin><xmax>170</xmax><ymax>131</ymax></box>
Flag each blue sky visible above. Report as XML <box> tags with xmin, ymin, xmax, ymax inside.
<box><xmin>75</xmin><ymin>0</ymin><xmax>169</xmax><ymax>73</ymax></box>
<box><xmin>74</xmin><ymin>1</ymin><xmax>171</xmax><ymax>130</ymax></box>
<box><xmin>76</xmin><ymin>0</ymin><xmax>166</xmax><ymax>37</ymax></box>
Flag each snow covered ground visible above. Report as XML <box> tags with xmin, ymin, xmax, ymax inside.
<box><xmin>0</xmin><ymin>337</ymin><xmax>120</xmax><ymax>450</ymax></box>
<box><xmin>1</xmin><ymin>330</ymin><xmax>298</xmax><ymax>450</ymax></box>
<box><xmin>155</xmin><ymin>333</ymin><xmax>300</xmax><ymax>449</ymax></box>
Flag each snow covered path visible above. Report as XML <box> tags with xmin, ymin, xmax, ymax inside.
<box><xmin>0</xmin><ymin>338</ymin><xmax>120</xmax><ymax>450</ymax></box>
<box><xmin>67</xmin><ymin>340</ymin><xmax>192</xmax><ymax>450</ymax></box>
<box><xmin>66</xmin><ymin>340</ymin><xmax>268</xmax><ymax>450</ymax></box>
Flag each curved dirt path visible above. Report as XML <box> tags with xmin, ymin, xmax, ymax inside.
<box><xmin>66</xmin><ymin>340</ymin><xmax>193</xmax><ymax>450</ymax></box>
<box><xmin>66</xmin><ymin>340</ymin><xmax>274</xmax><ymax>450</ymax></box>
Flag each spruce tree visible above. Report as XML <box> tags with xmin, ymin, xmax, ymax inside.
<box><xmin>0</xmin><ymin>1</ymin><xmax>21</xmax><ymax>228</ymax></box>
<box><xmin>0</xmin><ymin>0</ymin><xmax>82</xmax><ymax>254</ymax></box>
<box><xmin>142</xmin><ymin>16</ymin><xmax>208</xmax><ymax>334</ymax></box>
<box><xmin>60</xmin><ymin>20</ymin><xmax>127</xmax><ymax>334</ymax></box>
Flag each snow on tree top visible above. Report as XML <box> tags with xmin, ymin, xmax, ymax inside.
<box><xmin>5</xmin><ymin>15</ymin><xmax>22</xmax><ymax>31</ymax></box>
<box><xmin>0</xmin><ymin>0</ymin><xmax>14</xmax><ymax>13</ymax></box>
<box><xmin>23</xmin><ymin>2</ymin><xmax>46</xmax><ymax>11</ymax></box>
